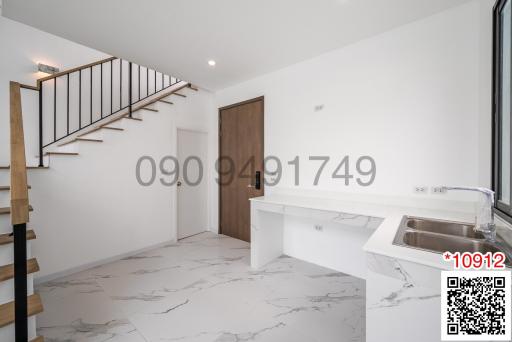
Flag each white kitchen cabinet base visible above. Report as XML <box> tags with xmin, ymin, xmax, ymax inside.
<box><xmin>250</xmin><ymin>197</ymin><xmax>382</xmax><ymax>279</ymax></box>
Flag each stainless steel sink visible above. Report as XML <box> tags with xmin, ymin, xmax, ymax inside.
<box><xmin>403</xmin><ymin>231</ymin><xmax>503</xmax><ymax>254</ymax></box>
<box><xmin>405</xmin><ymin>217</ymin><xmax>484</xmax><ymax>239</ymax></box>
<box><xmin>393</xmin><ymin>216</ymin><xmax>512</xmax><ymax>266</ymax></box>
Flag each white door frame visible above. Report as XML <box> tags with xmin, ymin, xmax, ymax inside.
<box><xmin>173</xmin><ymin>127</ymin><xmax>209</xmax><ymax>241</ymax></box>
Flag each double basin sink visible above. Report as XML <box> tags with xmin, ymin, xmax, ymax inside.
<box><xmin>393</xmin><ymin>216</ymin><xmax>512</xmax><ymax>267</ymax></box>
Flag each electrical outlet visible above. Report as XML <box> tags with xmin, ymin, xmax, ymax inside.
<box><xmin>314</xmin><ymin>224</ymin><xmax>323</xmax><ymax>232</ymax></box>
<box><xmin>314</xmin><ymin>104</ymin><xmax>324</xmax><ymax>112</ymax></box>
<box><xmin>431</xmin><ymin>186</ymin><xmax>447</xmax><ymax>194</ymax></box>
<box><xmin>414</xmin><ymin>186</ymin><xmax>428</xmax><ymax>194</ymax></box>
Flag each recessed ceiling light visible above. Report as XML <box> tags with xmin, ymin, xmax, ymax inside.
<box><xmin>208</xmin><ymin>60</ymin><xmax>216</xmax><ymax>67</ymax></box>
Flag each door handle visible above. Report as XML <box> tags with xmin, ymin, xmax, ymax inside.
<box><xmin>177</xmin><ymin>181</ymin><xmax>182</xmax><ymax>187</ymax></box>
<box><xmin>255</xmin><ymin>171</ymin><xmax>261</xmax><ymax>190</ymax></box>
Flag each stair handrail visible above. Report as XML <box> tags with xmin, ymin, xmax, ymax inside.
<box><xmin>9</xmin><ymin>80</ymin><xmax>30</xmax><ymax>341</ymax></box>
<box><xmin>36</xmin><ymin>56</ymin><xmax>117</xmax><ymax>86</ymax></box>
<box><xmin>9</xmin><ymin>81</ymin><xmax>29</xmax><ymax>225</ymax></box>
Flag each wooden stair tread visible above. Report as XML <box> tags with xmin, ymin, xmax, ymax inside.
<box><xmin>58</xmin><ymin>138</ymin><xmax>103</xmax><ymax>147</ymax></box>
<box><xmin>0</xmin><ymin>258</ymin><xmax>39</xmax><ymax>282</ymax></box>
<box><xmin>31</xmin><ymin>337</ymin><xmax>44</xmax><ymax>342</ymax></box>
<box><xmin>78</xmin><ymin>126</ymin><xmax>124</xmax><ymax>136</ymax></box>
<box><xmin>0</xmin><ymin>185</ymin><xmax>31</xmax><ymax>191</ymax></box>
<box><xmin>44</xmin><ymin>152</ymin><xmax>79</xmax><ymax>156</ymax></box>
<box><xmin>101</xmin><ymin>126</ymin><xmax>124</xmax><ymax>131</ymax></box>
<box><xmin>0</xmin><ymin>230</ymin><xmax>36</xmax><ymax>246</ymax></box>
<box><xmin>0</xmin><ymin>205</ymin><xmax>33</xmax><ymax>215</ymax></box>
<box><xmin>158</xmin><ymin>100</ymin><xmax>173</xmax><ymax>105</ymax></box>
<box><xmin>77</xmin><ymin>138</ymin><xmax>103</xmax><ymax>142</ymax></box>
<box><xmin>0</xmin><ymin>294</ymin><xmax>43</xmax><ymax>328</ymax></box>
<box><xmin>139</xmin><ymin>107</ymin><xmax>158</xmax><ymax>112</ymax></box>
<box><xmin>0</xmin><ymin>166</ymin><xmax>48</xmax><ymax>170</ymax></box>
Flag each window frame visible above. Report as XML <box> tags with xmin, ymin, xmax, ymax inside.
<box><xmin>493</xmin><ymin>0</ymin><xmax>512</xmax><ymax>224</ymax></box>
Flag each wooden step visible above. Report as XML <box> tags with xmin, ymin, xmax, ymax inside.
<box><xmin>78</xmin><ymin>125</ymin><xmax>124</xmax><ymax>136</ymax></box>
<box><xmin>158</xmin><ymin>100</ymin><xmax>173</xmax><ymax>105</ymax></box>
<box><xmin>58</xmin><ymin>138</ymin><xmax>103</xmax><ymax>147</ymax></box>
<box><xmin>0</xmin><ymin>258</ymin><xmax>39</xmax><ymax>282</ymax></box>
<box><xmin>0</xmin><ymin>205</ymin><xmax>33</xmax><ymax>215</ymax></box>
<box><xmin>0</xmin><ymin>185</ymin><xmax>31</xmax><ymax>191</ymax></box>
<box><xmin>172</xmin><ymin>92</ymin><xmax>186</xmax><ymax>97</ymax></box>
<box><xmin>0</xmin><ymin>166</ymin><xmax>48</xmax><ymax>170</ymax></box>
<box><xmin>31</xmin><ymin>337</ymin><xmax>44</xmax><ymax>342</ymax></box>
<box><xmin>44</xmin><ymin>152</ymin><xmax>79</xmax><ymax>156</ymax></box>
<box><xmin>101</xmin><ymin>126</ymin><xmax>124</xmax><ymax>131</ymax></box>
<box><xmin>0</xmin><ymin>294</ymin><xmax>43</xmax><ymax>328</ymax></box>
<box><xmin>0</xmin><ymin>230</ymin><xmax>36</xmax><ymax>246</ymax></box>
<box><xmin>139</xmin><ymin>107</ymin><xmax>158</xmax><ymax>112</ymax></box>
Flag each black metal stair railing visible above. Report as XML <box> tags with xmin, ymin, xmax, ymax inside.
<box><xmin>34</xmin><ymin>58</ymin><xmax>181</xmax><ymax>166</ymax></box>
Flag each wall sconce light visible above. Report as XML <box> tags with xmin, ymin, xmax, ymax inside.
<box><xmin>37</xmin><ymin>63</ymin><xmax>60</xmax><ymax>75</ymax></box>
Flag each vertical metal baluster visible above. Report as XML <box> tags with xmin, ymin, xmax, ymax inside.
<box><xmin>67</xmin><ymin>74</ymin><xmax>70</xmax><ymax>135</ymax></box>
<box><xmin>129</xmin><ymin>62</ymin><xmax>133</xmax><ymax>118</ymax></box>
<box><xmin>54</xmin><ymin>78</ymin><xmax>57</xmax><ymax>141</ymax></box>
<box><xmin>79</xmin><ymin>70</ymin><xmax>82</xmax><ymax>129</ymax></box>
<box><xmin>90</xmin><ymin>67</ymin><xmax>93</xmax><ymax>124</ymax></box>
<box><xmin>13</xmin><ymin>223</ymin><xmax>27</xmax><ymax>342</ymax></box>
<box><xmin>110</xmin><ymin>60</ymin><xmax>113</xmax><ymax>115</ymax></box>
<box><xmin>100</xmin><ymin>63</ymin><xmax>103</xmax><ymax>118</ymax></box>
<box><xmin>39</xmin><ymin>82</ymin><xmax>43</xmax><ymax>167</ymax></box>
<box><xmin>120</xmin><ymin>59</ymin><xmax>122</xmax><ymax>109</ymax></box>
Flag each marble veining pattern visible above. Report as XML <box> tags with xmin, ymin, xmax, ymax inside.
<box><xmin>37</xmin><ymin>232</ymin><xmax>365</xmax><ymax>341</ymax></box>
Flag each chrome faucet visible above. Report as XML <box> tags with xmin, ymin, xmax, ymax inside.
<box><xmin>441</xmin><ymin>186</ymin><xmax>496</xmax><ymax>242</ymax></box>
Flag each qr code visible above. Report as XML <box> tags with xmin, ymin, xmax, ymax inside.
<box><xmin>441</xmin><ymin>271</ymin><xmax>511</xmax><ymax>341</ymax></box>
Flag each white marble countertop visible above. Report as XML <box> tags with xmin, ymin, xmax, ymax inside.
<box><xmin>250</xmin><ymin>193</ymin><xmax>511</xmax><ymax>271</ymax></box>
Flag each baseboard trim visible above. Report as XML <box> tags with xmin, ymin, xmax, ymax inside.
<box><xmin>34</xmin><ymin>239</ymin><xmax>177</xmax><ymax>285</ymax></box>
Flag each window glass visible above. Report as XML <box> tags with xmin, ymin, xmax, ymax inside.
<box><xmin>500</xmin><ymin>0</ymin><xmax>511</xmax><ymax>205</ymax></box>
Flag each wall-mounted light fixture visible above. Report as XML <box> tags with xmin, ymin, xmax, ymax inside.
<box><xmin>37</xmin><ymin>63</ymin><xmax>60</xmax><ymax>75</ymax></box>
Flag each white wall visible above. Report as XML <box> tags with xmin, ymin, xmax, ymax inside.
<box><xmin>0</xmin><ymin>15</ymin><xmax>110</xmax><ymax>164</ymax></box>
<box><xmin>0</xmin><ymin>15</ymin><xmax>218</xmax><ymax>280</ymax></box>
<box><xmin>0</xmin><ymin>89</ymin><xmax>216</xmax><ymax>280</ymax></box>
<box><xmin>215</xmin><ymin>1</ymin><xmax>494</xmax><ymax>210</ymax></box>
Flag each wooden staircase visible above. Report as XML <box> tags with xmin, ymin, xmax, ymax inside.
<box><xmin>0</xmin><ymin>57</ymin><xmax>200</xmax><ymax>341</ymax></box>
<box><xmin>2</xmin><ymin>82</ymin><xmax>44</xmax><ymax>341</ymax></box>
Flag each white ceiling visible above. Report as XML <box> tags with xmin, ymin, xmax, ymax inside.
<box><xmin>3</xmin><ymin>0</ymin><xmax>470</xmax><ymax>90</ymax></box>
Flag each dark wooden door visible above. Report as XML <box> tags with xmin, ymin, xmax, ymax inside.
<box><xmin>219</xmin><ymin>97</ymin><xmax>264</xmax><ymax>242</ymax></box>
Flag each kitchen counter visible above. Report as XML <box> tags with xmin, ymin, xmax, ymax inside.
<box><xmin>250</xmin><ymin>192</ymin><xmax>512</xmax><ymax>342</ymax></box>
<box><xmin>250</xmin><ymin>193</ymin><xmax>482</xmax><ymax>271</ymax></box>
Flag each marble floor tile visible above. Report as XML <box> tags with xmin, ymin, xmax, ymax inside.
<box><xmin>37</xmin><ymin>232</ymin><xmax>365</xmax><ymax>342</ymax></box>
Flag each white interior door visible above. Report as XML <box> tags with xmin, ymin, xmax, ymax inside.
<box><xmin>177</xmin><ymin>129</ymin><xmax>208</xmax><ymax>239</ymax></box>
